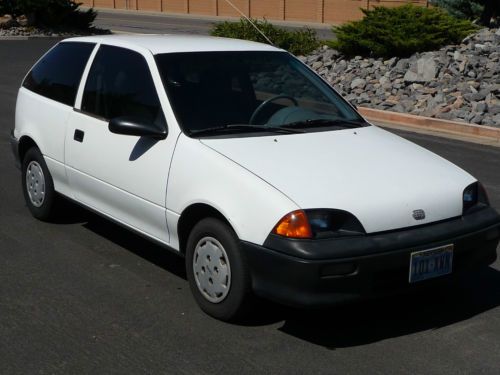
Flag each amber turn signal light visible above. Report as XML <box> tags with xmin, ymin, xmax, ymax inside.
<box><xmin>273</xmin><ymin>210</ymin><xmax>312</xmax><ymax>239</ymax></box>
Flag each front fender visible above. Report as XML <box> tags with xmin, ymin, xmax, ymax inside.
<box><xmin>166</xmin><ymin>135</ymin><xmax>299</xmax><ymax>246</ymax></box>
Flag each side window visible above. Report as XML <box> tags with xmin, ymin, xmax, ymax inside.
<box><xmin>82</xmin><ymin>45</ymin><xmax>166</xmax><ymax>127</ymax></box>
<box><xmin>23</xmin><ymin>42</ymin><xmax>95</xmax><ymax>106</ymax></box>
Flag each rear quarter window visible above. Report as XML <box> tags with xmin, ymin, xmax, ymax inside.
<box><xmin>23</xmin><ymin>42</ymin><xmax>95</xmax><ymax>107</ymax></box>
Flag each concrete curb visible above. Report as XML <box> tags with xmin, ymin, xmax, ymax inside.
<box><xmin>0</xmin><ymin>36</ymin><xmax>29</xmax><ymax>40</ymax></box>
<box><xmin>359</xmin><ymin>107</ymin><xmax>500</xmax><ymax>147</ymax></box>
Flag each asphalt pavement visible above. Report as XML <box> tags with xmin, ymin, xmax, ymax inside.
<box><xmin>90</xmin><ymin>8</ymin><xmax>336</xmax><ymax>40</ymax></box>
<box><xmin>1</xmin><ymin>38</ymin><xmax>499</xmax><ymax>375</ymax></box>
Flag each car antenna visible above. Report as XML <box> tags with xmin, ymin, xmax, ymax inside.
<box><xmin>222</xmin><ymin>0</ymin><xmax>275</xmax><ymax>47</ymax></box>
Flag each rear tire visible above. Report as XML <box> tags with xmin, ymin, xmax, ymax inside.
<box><xmin>186</xmin><ymin>217</ymin><xmax>251</xmax><ymax>321</ymax></box>
<box><xmin>21</xmin><ymin>147</ymin><xmax>57</xmax><ymax>221</ymax></box>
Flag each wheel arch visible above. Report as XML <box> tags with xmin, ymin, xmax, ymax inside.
<box><xmin>18</xmin><ymin>135</ymin><xmax>39</xmax><ymax>163</ymax></box>
<box><xmin>177</xmin><ymin>203</ymin><xmax>235</xmax><ymax>255</ymax></box>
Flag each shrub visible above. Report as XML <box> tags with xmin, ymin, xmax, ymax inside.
<box><xmin>1</xmin><ymin>0</ymin><xmax>96</xmax><ymax>30</ymax></box>
<box><xmin>329</xmin><ymin>5</ymin><xmax>478</xmax><ymax>58</ymax></box>
<box><xmin>432</xmin><ymin>0</ymin><xmax>499</xmax><ymax>27</ymax></box>
<box><xmin>37</xmin><ymin>1</ymin><xmax>97</xmax><ymax>30</ymax></box>
<box><xmin>211</xmin><ymin>18</ymin><xmax>320</xmax><ymax>56</ymax></box>
<box><xmin>431</xmin><ymin>0</ymin><xmax>483</xmax><ymax>20</ymax></box>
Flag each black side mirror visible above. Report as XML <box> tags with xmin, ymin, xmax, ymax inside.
<box><xmin>109</xmin><ymin>116</ymin><xmax>167</xmax><ymax>139</ymax></box>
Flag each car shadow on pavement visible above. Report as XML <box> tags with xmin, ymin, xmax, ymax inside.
<box><xmin>57</xmin><ymin>203</ymin><xmax>500</xmax><ymax>338</ymax></box>
<box><xmin>80</xmin><ymin>209</ymin><xmax>187</xmax><ymax>280</ymax></box>
<box><xmin>277</xmin><ymin>265</ymin><xmax>500</xmax><ymax>348</ymax></box>
<box><xmin>47</xmin><ymin>197</ymin><xmax>91</xmax><ymax>224</ymax></box>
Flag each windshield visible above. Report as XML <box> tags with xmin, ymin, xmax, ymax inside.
<box><xmin>155</xmin><ymin>51</ymin><xmax>366</xmax><ymax>137</ymax></box>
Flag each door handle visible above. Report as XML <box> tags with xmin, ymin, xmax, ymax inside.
<box><xmin>74</xmin><ymin>129</ymin><xmax>84</xmax><ymax>142</ymax></box>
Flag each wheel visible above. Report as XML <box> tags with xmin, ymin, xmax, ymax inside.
<box><xmin>186</xmin><ymin>217</ymin><xmax>251</xmax><ymax>321</ymax></box>
<box><xmin>21</xmin><ymin>147</ymin><xmax>57</xmax><ymax>221</ymax></box>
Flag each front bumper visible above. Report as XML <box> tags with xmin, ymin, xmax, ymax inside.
<box><xmin>10</xmin><ymin>130</ymin><xmax>20</xmax><ymax>169</ymax></box>
<box><xmin>243</xmin><ymin>207</ymin><xmax>500</xmax><ymax>307</ymax></box>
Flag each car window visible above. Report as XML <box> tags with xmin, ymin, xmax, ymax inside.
<box><xmin>82</xmin><ymin>45</ymin><xmax>166</xmax><ymax>128</ymax></box>
<box><xmin>155</xmin><ymin>51</ymin><xmax>364</xmax><ymax>136</ymax></box>
<box><xmin>249</xmin><ymin>59</ymin><xmax>328</xmax><ymax>103</ymax></box>
<box><xmin>23</xmin><ymin>42</ymin><xmax>95</xmax><ymax>106</ymax></box>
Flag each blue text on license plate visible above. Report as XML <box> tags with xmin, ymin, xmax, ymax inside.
<box><xmin>409</xmin><ymin>244</ymin><xmax>454</xmax><ymax>283</ymax></box>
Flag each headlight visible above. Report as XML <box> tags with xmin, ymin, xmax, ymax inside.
<box><xmin>272</xmin><ymin>209</ymin><xmax>365</xmax><ymax>239</ymax></box>
<box><xmin>463</xmin><ymin>182</ymin><xmax>490</xmax><ymax>214</ymax></box>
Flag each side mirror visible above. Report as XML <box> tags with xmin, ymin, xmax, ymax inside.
<box><xmin>108</xmin><ymin>116</ymin><xmax>167</xmax><ymax>139</ymax></box>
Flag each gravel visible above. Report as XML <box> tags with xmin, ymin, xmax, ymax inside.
<box><xmin>0</xmin><ymin>26</ymin><xmax>110</xmax><ymax>38</ymax></box>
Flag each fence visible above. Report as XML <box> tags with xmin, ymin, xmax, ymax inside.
<box><xmin>82</xmin><ymin>0</ymin><xmax>429</xmax><ymax>24</ymax></box>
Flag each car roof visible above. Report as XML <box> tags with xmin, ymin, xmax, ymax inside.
<box><xmin>65</xmin><ymin>34</ymin><xmax>283</xmax><ymax>55</ymax></box>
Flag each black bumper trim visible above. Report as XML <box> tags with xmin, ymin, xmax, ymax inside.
<box><xmin>263</xmin><ymin>207</ymin><xmax>500</xmax><ymax>260</ymax></box>
<box><xmin>10</xmin><ymin>130</ymin><xmax>20</xmax><ymax>169</ymax></box>
<box><xmin>243</xmin><ymin>217</ymin><xmax>500</xmax><ymax>307</ymax></box>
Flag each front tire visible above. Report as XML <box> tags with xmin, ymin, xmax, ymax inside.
<box><xmin>21</xmin><ymin>147</ymin><xmax>57</xmax><ymax>221</ymax></box>
<box><xmin>186</xmin><ymin>218</ymin><xmax>251</xmax><ymax>321</ymax></box>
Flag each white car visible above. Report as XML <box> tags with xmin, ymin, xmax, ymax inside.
<box><xmin>11</xmin><ymin>35</ymin><xmax>500</xmax><ymax>321</ymax></box>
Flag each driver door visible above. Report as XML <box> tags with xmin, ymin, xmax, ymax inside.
<box><xmin>65</xmin><ymin>44</ymin><xmax>177</xmax><ymax>244</ymax></box>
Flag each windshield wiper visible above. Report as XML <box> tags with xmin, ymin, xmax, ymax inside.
<box><xmin>189</xmin><ymin>124</ymin><xmax>304</xmax><ymax>136</ymax></box>
<box><xmin>283</xmin><ymin>118</ymin><xmax>368</xmax><ymax>129</ymax></box>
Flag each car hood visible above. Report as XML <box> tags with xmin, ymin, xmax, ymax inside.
<box><xmin>200</xmin><ymin>126</ymin><xmax>476</xmax><ymax>233</ymax></box>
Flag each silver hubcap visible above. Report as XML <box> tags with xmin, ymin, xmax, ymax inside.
<box><xmin>193</xmin><ymin>236</ymin><xmax>231</xmax><ymax>303</ymax></box>
<box><xmin>26</xmin><ymin>161</ymin><xmax>45</xmax><ymax>207</ymax></box>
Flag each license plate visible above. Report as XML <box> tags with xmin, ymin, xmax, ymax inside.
<box><xmin>409</xmin><ymin>244</ymin><xmax>453</xmax><ymax>283</ymax></box>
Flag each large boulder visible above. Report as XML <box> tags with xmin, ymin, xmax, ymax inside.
<box><xmin>403</xmin><ymin>54</ymin><xmax>437</xmax><ymax>83</ymax></box>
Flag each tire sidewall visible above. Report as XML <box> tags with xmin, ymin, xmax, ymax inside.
<box><xmin>186</xmin><ymin>218</ymin><xmax>250</xmax><ymax>321</ymax></box>
<box><xmin>22</xmin><ymin>147</ymin><xmax>55</xmax><ymax>221</ymax></box>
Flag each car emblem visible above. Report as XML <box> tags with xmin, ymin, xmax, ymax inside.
<box><xmin>412</xmin><ymin>209</ymin><xmax>426</xmax><ymax>220</ymax></box>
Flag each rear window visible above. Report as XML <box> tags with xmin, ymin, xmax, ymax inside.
<box><xmin>23</xmin><ymin>42</ymin><xmax>95</xmax><ymax>106</ymax></box>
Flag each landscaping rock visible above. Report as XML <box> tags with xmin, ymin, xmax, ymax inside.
<box><xmin>301</xmin><ymin>28</ymin><xmax>500</xmax><ymax>127</ymax></box>
<box><xmin>0</xmin><ymin>14</ymin><xmax>16</xmax><ymax>29</ymax></box>
<box><xmin>0</xmin><ymin>25</ymin><xmax>111</xmax><ymax>37</ymax></box>
<box><xmin>350</xmin><ymin>78</ymin><xmax>366</xmax><ymax>90</ymax></box>
<box><xmin>489</xmin><ymin>105</ymin><xmax>500</xmax><ymax>115</ymax></box>
<box><xmin>16</xmin><ymin>14</ymin><xmax>35</xmax><ymax>27</ymax></box>
<box><xmin>469</xmin><ymin>102</ymin><xmax>485</xmax><ymax>115</ymax></box>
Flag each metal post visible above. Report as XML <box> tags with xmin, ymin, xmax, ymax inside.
<box><xmin>214</xmin><ymin>0</ymin><xmax>219</xmax><ymax>16</ymax></box>
<box><xmin>317</xmin><ymin>0</ymin><xmax>325</xmax><ymax>23</ymax></box>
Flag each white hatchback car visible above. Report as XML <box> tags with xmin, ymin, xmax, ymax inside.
<box><xmin>11</xmin><ymin>35</ymin><xmax>500</xmax><ymax>321</ymax></box>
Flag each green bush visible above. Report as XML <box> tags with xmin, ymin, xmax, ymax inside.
<box><xmin>0</xmin><ymin>0</ymin><xmax>96</xmax><ymax>30</ymax></box>
<box><xmin>431</xmin><ymin>0</ymin><xmax>483</xmax><ymax>20</ymax></box>
<box><xmin>431</xmin><ymin>0</ymin><xmax>500</xmax><ymax>27</ymax></box>
<box><xmin>329</xmin><ymin>5</ymin><xmax>478</xmax><ymax>58</ymax></box>
<box><xmin>211</xmin><ymin>18</ymin><xmax>320</xmax><ymax>56</ymax></box>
